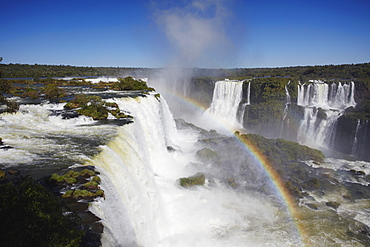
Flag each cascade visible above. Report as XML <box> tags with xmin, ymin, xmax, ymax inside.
<box><xmin>89</xmin><ymin>95</ymin><xmax>177</xmax><ymax>246</ymax></box>
<box><xmin>297</xmin><ymin>108</ymin><xmax>341</xmax><ymax>146</ymax></box>
<box><xmin>246</xmin><ymin>80</ymin><xmax>251</xmax><ymax>105</ymax></box>
<box><xmin>280</xmin><ymin>81</ymin><xmax>291</xmax><ymax>137</ymax></box>
<box><xmin>237</xmin><ymin>80</ymin><xmax>250</xmax><ymax>127</ymax></box>
<box><xmin>352</xmin><ymin>119</ymin><xmax>361</xmax><ymax>155</ymax></box>
<box><xmin>297</xmin><ymin>80</ymin><xmax>355</xmax><ymax>110</ymax></box>
<box><xmin>204</xmin><ymin>79</ymin><xmax>244</xmax><ymax>129</ymax></box>
<box><xmin>297</xmin><ymin>81</ymin><xmax>356</xmax><ymax>148</ymax></box>
<box><xmin>88</xmin><ymin>93</ymin><xmax>305</xmax><ymax>246</ymax></box>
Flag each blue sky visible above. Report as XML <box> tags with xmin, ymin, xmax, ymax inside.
<box><xmin>1</xmin><ymin>0</ymin><xmax>369</xmax><ymax>68</ymax></box>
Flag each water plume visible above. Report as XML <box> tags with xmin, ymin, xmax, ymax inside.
<box><xmin>153</xmin><ymin>0</ymin><xmax>235</xmax><ymax>68</ymax></box>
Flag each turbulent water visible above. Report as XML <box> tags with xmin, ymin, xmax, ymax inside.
<box><xmin>1</xmin><ymin>82</ymin><xmax>370</xmax><ymax>246</ymax></box>
<box><xmin>88</xmin><ymin>94</ymin><xmax>304</xmax><ymax>246</ymax></box>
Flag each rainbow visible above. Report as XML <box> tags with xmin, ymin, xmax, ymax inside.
<box><xmin>235</xmin><ymin>133</ymin><xmax>309</xmax><ymax>245</ymax></box>
<box><xmin>157</xmin><ymin>87</ymin><xmax>309</xmax><ymax>245</ymax></box>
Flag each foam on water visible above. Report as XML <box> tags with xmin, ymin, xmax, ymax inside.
<box><xmin>0</xmin><ymin>103</ymin><xmax>117</xmax><ymax>167</ymax></box>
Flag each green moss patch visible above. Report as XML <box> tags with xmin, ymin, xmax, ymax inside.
<box><xmin>179</xmin><ymin>173</ymin><xmax>206</xmax><ymax>187</ymax></box>
<box><xmin>49</xmin><ymin>168</ymin><xmax>103</xmax><ymax>201</ymax></box>
<box><xmin>64</xmin><ymin>94</ymin><xmax>133</xmax><ymax>120</ymax></box>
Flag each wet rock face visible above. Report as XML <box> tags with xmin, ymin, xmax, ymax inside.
<box><xmin>333</xmin><ymin>114</ymin><xmax>370</xmax><ymax>160</ymax></box>
<box><xmin>354</xmin><ymin>80</ymin><xmax>370</xmax><ymax>102</ymax></box>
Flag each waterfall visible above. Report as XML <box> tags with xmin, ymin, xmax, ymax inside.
<box><xmin>352</xmin><ymin>119</ymin><xmax>361</xmax><ymax>155</ymax></box>
<box><xmin>297</xmin><ymin>81</ymin><xmax>356</xmax><ymax>148</ymax></box>
<box><xmin>89</xmin><ymin>94</ymin><xmax>177</xmax><ymax>246</ymax></box>
<box><xmin>86</xmin><ymin>91</ymin><xmax>306</xmax><ymax>246</ymax></box>
<box><xmin>297</xmin><ymin>80</ymin><xmax>356</xmax><ymax>110</ymax></box>
<box><xmin>297</xmin><ymin>108</ymin><xmax>341</xmax><ymax>147</ymax></box>
<box><xmin>204</xmin><ymin>79</ymin><xmax>244</xmax><ymax>129</ymax></box>
<box><xmin>246</xmin><ymin>80</ymin><xmax>251</xmax><ymax>105</ymax></box>
<box><xmin>280</xmin><ymin>81</ymin><xmax>291</xmax><ymax>137</ymax></box>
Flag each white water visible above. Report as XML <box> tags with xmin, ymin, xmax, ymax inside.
<box><xmin>204</xmin><ymin>80</ymin><xmax>244</xmax><ymax>130</ymax></box>
<box><xmin>297</xmin><ymin>81</ymin><xmax>356</xmax><ymax>148</ymax></box>
<box><xmin>297</xmin><ymin>80</ymin><xmax>355</xmax><ymax>110</ymax></box>
<box><xmin>297</xmin><ymin>108</ymin><xmax>342</xmax><ymax>147</ymax></box>
<box><xmin>0</xmin><ymin>103</ymin><xmax>116</xmax><ymax>167</ymax></box>
<box><xmin>237</xmin><ymin>80</ymin><xmax>250</xmax><ymax>127</ymax></box>
<box><xmin>89</xmin><ymin>93</ymin><xmax>302</xmax><ymax>246</ymax></box>
<box><xmin>280</xmin><ymin>81</ymin><xmax>291</xmax><ymax>137</ymax></box>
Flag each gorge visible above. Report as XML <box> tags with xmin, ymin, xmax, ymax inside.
<box><xmin>1</xmin><ymin>70</ymin><xmax>370</xmax><ymax>246</ymax></box>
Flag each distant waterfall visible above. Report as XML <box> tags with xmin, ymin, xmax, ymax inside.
<box><xmin>237</xmin><ymin>80</ymin><xmax>250</xmax><ymax>127</ymax></box>
<box><xmin>297</xmin><ymin>81</ymin><xmax>356</xmax><ymax>147</ymax></box>
<box><xmin>89</xmin><ymin>94</ymin><xmax>177</xmax><ymax>246</ymax></box>
<box><xmin>246</xmin><ymin>80</ymin><xmax>251</xmax><ymax>105</ymax></box>
<box><xmin>204</xmin><ymin>79</ymin><xmax>244</xmax><ymax>129</ymax></box>
<box><xmin>352</xmin><ymin>119</ymin><xmax>361</xmax><ymax>155</ymax></box>
<box><xmin>280</xmin><ymin>81</ymin><xmax>291</xmax><ymax>137</ymax></box>
<box><xmin>297</xmin><ymin>80</ymin><xmax>355</xmax><ymax>110</ymax></box>
<box><xmin>297</xmin><ymin>108</ymin><xmax>341</xmax><ymax>146</ymax></box>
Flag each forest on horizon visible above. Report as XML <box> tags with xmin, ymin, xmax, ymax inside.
<box><xmin>0</xmin><ymin>62</ymin><xmax>370</xmax><ymax>81</ymax></box>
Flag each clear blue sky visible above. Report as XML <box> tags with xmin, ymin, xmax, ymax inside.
<box><xmin>1</xmin><ymin>0</ymin><xmax>369</xmax><ymax>68</ymax></box>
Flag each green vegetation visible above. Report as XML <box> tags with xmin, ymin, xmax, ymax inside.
<box><xmin>0</xmin><ymin>63</ymin><xmax>156</xmax><ymax>78</ymax></box>
<box><xmin>50</xmin><ymin>169</ymin><xmax>97</xmax><ymax>184</ymax></box>
<box><xmin>179</xmin><ymin>173</ymin><xmax>206</xmax><ymax>187</ymax></box>
<box><xmin>0</xmin><ymin>94</ymin><xmax>19</xmax><ymax>113</ymax></box>
<box><xmin>22</xmin><ymin>86</ymin><xmax>40</xmax><ymax>99</ymax></box>
<box><xmin>0</xmin><ymin>177</ymin><xmax>84</xmax><ymax>247</ymax></box>
<box><xmin>64</xmin><ymin>94</ymin><xmax>133</xmax><ymax>120</ymax></box>
<box><xmin>244</xmin><ymin>100</ymin><xmax>285</xmax><ymax>131</ymax></box>
<box><xmin>111</xmin><ymin>76</ymin><xmax>154</xmax><ymax>91</ymax></box>
<box><xmin>50</xmin><ymin>168</ymin><xmax>104</xmax><ymax>200</ymax></box>
<box><xmin>3</xmin><ymin>62</ymin><xmax>368</xmax><ymax>81</ymax></box>
<box><xmin>43</xmin><ymin>83</ymin><xmax>66</xmax><ymax>99</ymax></box>
<box><xmin>249</xmin><ymin>77</ymin><xmax>290</xmax><ymax>103</ymax></box>
<box><xmin>0</xmin><ymin>79</ymin><xmax>14</xmax><ymax>92</ymax></box>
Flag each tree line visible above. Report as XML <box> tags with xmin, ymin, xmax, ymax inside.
<box><xmin>0</xmin><ymin>62</ymin><xmax>369</xmax><ymax>80</ymax></box>
<box><xmin>0</xmin><ymin>63</ymin><xmax>156</xmax><ymax>78</ymax></box>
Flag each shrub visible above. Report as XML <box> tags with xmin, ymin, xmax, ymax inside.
<box><xmin>64</xmin><ymin>94</ymin><xmax>132</xmax><ymax>120</ymax></box>
<box><xmin>22</xmin><ymin>87</ymin><xmax>40</xmax><ymax>99</ymax></box>
<box><xmin>43</xmin><ymin>83</ymin><xmax>65</xmax><ymax>99</ymax></box>
<box><xmin>0</xmin><ymin>177</ymin><xmax>84</xmax><ymax>246</ymax></box>
<box><xmin>112</xmin><ymin>76</ymin><xmax>153</xmax><ymax>91</ymax></box>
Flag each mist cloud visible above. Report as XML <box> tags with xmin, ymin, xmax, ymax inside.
<box><xmin>153</xmin><ymin>0</ymin><xmax>235</xmax><ymax>68</ymax></box>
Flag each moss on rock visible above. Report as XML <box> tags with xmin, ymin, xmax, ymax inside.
<box><xmin>64</xmin><ymin>94</ymin><xmax>132</xmax><ymax>120</ymax></box>
<box><xmin>80</xmin><ymin>169</ymin><xmax>95</xmax><ymax>177</ymax></box>
<box><xmin>83</xmin><ymin>181</ymin><xmax>99</xmax><ymax>190</ymax></box>
<box><xmin>179</xmin><ymin>173</ymin><xmax>206</xmax><ymax>187</ymax></box>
